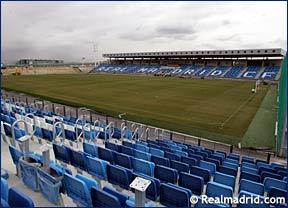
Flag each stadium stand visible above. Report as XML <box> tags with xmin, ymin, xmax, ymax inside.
<box><xmin>1</xmin><ymin>99</ymin><xmax>287</xmax><ymax>207</ymax></box>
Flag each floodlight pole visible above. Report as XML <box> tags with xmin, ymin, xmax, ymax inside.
<box><xmin>93</xmin><ymin>43</ymin><xmax>98</xmax><ymax>67</ymax></box>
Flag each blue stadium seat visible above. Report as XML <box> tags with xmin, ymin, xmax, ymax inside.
<box><xmin>154</xmin><ymin>165</ymin><xmax>178</xmax><ymax>184</ymax></box>
<box><xmin>160</xmin><ymin>183</ymin><xmax>192</xmax><ymax>207</ymax></box>
<box><xmin>1</xmin><ymin>178</ymin><xmax>8</xmax><ymax>201</ymax></box>
<box><xmin>263</xmin><ymin>177</ymin><xmax>287</xmax><ymax>192</ymax></box>
<box><xmin>222</xmin><ymin>161</ymin><xmax>238</xmax><ymax>170</ymax></box>
<box><xmin>258</xmin><ymin>166</ymin><xmax>277</xmax><ymax>175</ymax></box>
<box><xmin>225</xmin><ymin>158</ymin><xmax>238</xmax><ymax>165</ymax></box>
<box><xmin>85</xmin><ymin>156</ymin><xmax>109</xmax><ymax>180</ymax></box>
<box><xmin>214</xmin><ymin>172</ymin><xmax>236</xmax><ymax>190</ymax></box>
<box><xmin>165</xmin><ymin>152</ymin><xmax>181</xmax><ymax>161</ymax></box>
<box><xmin>190</xmin><ymin>166</ymin><xmax>210</xmax><ymax>183</ymax></box>
<box><xmin>239</xmin><ymin>179</ymin><xmax>264</xmax><ymax>196</ymax></box>
<box><xmin>219</xmin><ymin>165</ymin><xmax>237</xmax><ymax>177</ymax></box>
<box><xmin>52</xmin><ymin>143</ymin><xmax>70</xmax><ymax>164</ymax></box>
<box><xmin>242</xmin><ymin>162</ymin><xmax>257</xmax><ymax>169</ymax></box>
<box><xmin>151</xmin><ymin>155</ymin><xmax>170</xmax><ymax>167</ymax></box>
<box><xmin>149</xmin><ymin>147</ymin><xmax>164</xmax><ymax>157</ymax></box>
<box><xmin>75</xmin><ymin>174</ymin><xmax>98</xmax><ymax>192</ymax></box>
<box><xmin>178</xmin><ymin>172</ymin><xmax>204</xmax><ymax>195</ymax></box>
<box><xmin>132</xmin><ymin>173</ymin><xmax>160</xmax><ymax>201</ymax></box>
<box><xmin>91</xmin><ymin>187</ymin><xmax>123</xmax><ymax>207</ymax></box>
<box><xmin>134</xmin><ymin>150</ymin><xmax>151</xmax><ymax>161</ymax></box>
<box><xmin>227</xmin><ymin>153</ymin><xmax>240</xmax><ymax>161</ymax></box>
<box><xmin>102</xmin><ymin>186</ymin><xmax>129</xmax><ymax>208</ymax></box>
<box><xmin>107</xmin><ymin>164</ymin><xmax>132</xmax><ymax>190</ymax></box>
<box><xmin>8</xmin><ymin>145</ymin><xmax>23</xmax><ymax>169</ymax></box>
<box><xmin>105</xmin><ymin>142</ymin><xmax>120</xmax><ymax>152</ymax></box>
<box><xmin>206</xmin><ymin>182</ymin><xmax>233</xmax><ymax>202</ymax></box>
<box><xmin>1</xmin><ymin>198</ymin><xmax>9</xmax><ymax>207</ymax></box>
<box><xmin>83</xmin><ymin>142</ymin><xmax>98</xmax><ymax>157</ymax></box>
<box><xmin>241</xmin><ymin>166</ymin><xmax>258</xmax><ymax>175</ymax></box>
<box><xmin>19</xmin><ymin>159</ymin><xmax>39</xmax><ymax>191</ymax></box>
<box><xmin>69</xmin><ymin>148</ymin><xmax>86</xmax><ymax>170</ymax></box>
<box><xmin>199</xmin><ymin>160</ymin><xmax>216</xmax><ymax>176</ymax></box>
<box><xmin>113</xmin><ymin>152</ymin><xmax>132</xmax><ymax>169</ymax></box>
<box><xmin>132</xmin><ymin>158</ymin><xmax>154</xmax><ymax>176</ymax></box>
<box><xmin>170</xmin><ymin>160</ymin><xmax>189</xmax><ymax>173</ymax></box>
<box><xmin>188</xmin><ymin>153</ymin><xmax>204</xmax><ymax>163</ymax></box>
<box><xmin>62</xmin><ymin>173</ymin><xmax>92</xmax><ymax>207</ymax></box>
<box><xmin>268</xmin><ymin>187</ymin><xmax>287</xmax><ymax>198</ymax></box>
<box><xmin>242</xmin><ymin>156</ymin><xmax>255</xmax><ymax>164</ymax></box>
<box><xmin>240</xmin><ymin>171</ymin><xmax>260</xmax><ymax>183</ymax></box>
<box><xmin>122</xmin><ymin>140</ymin><xmax>134</xmax><ymax>148</ymax></box>
<box><xmin>135</xmin><ymin>143</ymin><xmax>149</xmax><ymax>152</ymax></box>
<box><xmin>260</xmin><ymin>171</ymin><xmax>282</xmax><ymax>183</ymax></box>
<box><xmin>181</xmin><ymin>156</ymin><xmax>197</xmax><ymax>167</ymax></box>
<box><xmin>238</xmin><ymin>190</ymin><xmax>268</xmax><ymax>208</ymax></box>
<box><xmin>98</xmin><ymin>147</ymin><xmax>114</xmax><ymax>164</ymax></box>
<box><xmin>120</xmin><ymin>145</ymin><xmax>134</xmax><ymax>156</ymax></box>
<box><xmin>8</xmin><ymin>187</ymin><xmax>35</xmax><ymax>208</ymax></box>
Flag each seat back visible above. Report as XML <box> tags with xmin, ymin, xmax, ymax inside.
<box><xmin>9</xmin><ymin>145</ymin><xmax>23</xmax><ymax>166</ymax></box>
<box><xmin>241</xmin><ymin>166</ymin><xmax>258</xmax><ymax>175</ymax></box>
<box><xmin>160</xmin><ymin>183</ymin><xmax>192</xmax><ymax>207</ymax></box>
<box><xmin>83</xmin><ymin>142</ymin><xmax>98</xmax><ymax>157</ymax></box>
<box><xmin>85</xmin><ymin>156</ymin><xmax>109</xmax><ymax>180</ymax></box>
<box><xmin>91</xmin><ymin>187</ymin><xmax>121</xmax><ymax>207</ymax></box>
<box><xmin>149</xmin><ymin>147</ymin><xmax>164</xmax><ymax>157</ymax></box>
<box><xmin>98</xmin><ymin>147</ymin><xmax>114</xmax><ymax>164</ymax></box>
<box><xmin>132</xmin><ymin>158</ymin><xmax>154</xmax><ymax>176</ymax></box>
<box><xmin>52</xmin><ymin>143</ymin><xmax>70</xmax><ymax>164</ymax></box>
<box><xmin>263</xmin><ymin>177</ymin><xmax>287</xmax><ymax>192</ymax></box>
<box><xmin>199</xmin><ymin>160</ymin><xmax>216</xmax><ymax>176</ymax></box>
<box><xmin>102</xmin><ymin>186</ymin><xmax>129</xmax><ymax>208</ymax></box>
<box><xmin>19</xmin><ymin>159</ymin><xmax>39</xmax><ymax>191</ymax></box>
<box><xmin>154</xmin><ymin>165</ymin><xmax>178</xmax><ymax>184</ymax></box>
<box><xmin>268</xmin><ymin>187</ymin><xmax>287</xmax><ymax>198</ymax></box>
<box><xmin>190</xmin><ymin>166</ymin><xmax>210</xmax><ymax>183</ymax></box>
<box><xmin>219</xmin><ymin>165</ymin><xmax>237</xmax><ymax>177</ymax></box>
<box><xmin>122</xmin><ymin>140</ymin><xmax>134</xmax><ymax>148</ymax></box>
<box><xmin>1</xmin><ymin>178</ymin><xmax>8</xmax><ymax>201</ymax></box>
<box><xmin>207</xmin><ymin>181</ymin><xmax>233</xmax><ymax>199</ymax></box>
<box><xmin>181</xmin><ymin>156</ymin><xmax>197</xmax><ymax>167</ymax></box>
<box><xmin>69</xmin><ymin>149</ymin><xmax>85</xmax><ymax>170</ymax></box>
<box><xmin>240</xmin><ymin>171</ymin><xmax>260</xmax><ymax>183</ymax></box>
<box><xmin>105</xmin><ymin>142</ymin><xmax>120</xmax><ymax>152</ymax></box>
<box><xmin>8</xmin><ymin>187</ymin><xmax>35</xmax><ymax>207</ymax></box>
<box><xmin>62</xmin><ymin>173</ymin><xmax>92</xmax><ymax>207</ymax></box>
<box><xmin>120</xmin><ymin>145</ymin><xmax>134</xmax><ymax>156</ymax></box>
<box><xmin>178</xmin><ymin>172</ymin><xmax>204</xmax><ymax>195</ymax></box>
<box><xmin>151</xmin><ymin>155</ymin><xmax>169</xmax><ymax>167</ymax></box>
<box><xmin>134</xmin><ymin>149</ymin><xmax>151</xmax><ymax>161</ymax></box>
<box><xmin>170</xmin><ymin>160</ymin><xmax>189</xmax><ymax>173</ymax></box>
<box><xmin>239</xmin><ymin>179</ymin><xmax>264</xmax><ymax>196</ymax></box>
<box><xmin>261</xmin><ymin>171</ymin><xmax>282</xmax><ymax>183</ymax></box>
<box><xmin>214</xmin><ymin>172</ymin><xmax>236</xmax><ymax>190</ymax></box>
<box><xmin>135</xmin><ymin>143</ymin><xmax>149</xmax><ymax>152</ymax></box>
<box><xmin>165</xmin><ymin>152</ymin><xmax>181</xmax><ymax>161</ymax></box>
<box><xmin>107</xmin><ymin>164</ymin><xmax>131</xmax><ymax>189</ymax></box>
<box><xmin>113</xmin><ymin>152</ymin><xmax>132</xmax><ymax>169</ymax></box>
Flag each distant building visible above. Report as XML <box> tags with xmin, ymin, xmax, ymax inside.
<box><xmin>16</xmin><ymin>59</ymin><xmax>64</xmax><ymax>66</ymax></box>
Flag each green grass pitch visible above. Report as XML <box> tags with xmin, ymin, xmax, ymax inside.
<box><xmin>2</xmin><ymin>74</ymin><xmax>269</xmax><ymax>145</ymax></box>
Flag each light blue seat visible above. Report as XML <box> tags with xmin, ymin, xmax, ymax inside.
<box><xmin>19</xmin><ymin>159</ymin><xmax>40</xmax><ymax>191</ymax></box>
<box><xmin>149</xmin><ymin>147</ymin><xmax>164</xmax><ymax>157</ymax></box>
<box><xmin>199</xmin><ymin>160</ymin><xmax>216</xmax><ymax>176</ymax></box>
<box><xmin>206</xmin><ymin>182</ymin><xmax>233</xmax><ymax>201</ymax></box>
<box><xmin>132</xmin><ymin>158</ymin><xmax>154</xmax><ymax>176</ymax></box>
<box><xmin>214</xmin><ymin>172</ymin><xmax>236</xmax><ymax>190</ymax></box>
<box><xmin>135</xmin><ymin>143</ymin><xmax>149</xmax><ymax>152</ymax></box>
<box><xmin>174</xmin><ymin>150</ymin><xmax>188</xmax><ymax>157</ymax></box>
<box><xmin>160</xmin><ymin>183</ymin><xmax>192</xmax><ymax>207</ymax></box>
<box><xmin>1</xmin><ymin>178</ymin><xmax>9</xmax><ymax>201</ymax></box>
<box><xmin>222</xmin><ymin>161</ymin><xmax>238</xmax><ymax>170</ymax></box>
<box><xmin>263</xmin><ymin>177</ymin><xmax>287</xmax><ymax>192</ymax></box>
<box><xmin>75</xmin><ymin>174</ymin><xmax>99</xmax><ymax>192</ymax></box>
<box><xmin>107</xmin><ymin>164</ymin><xmax>132</xmax><ymax>190</ymax></box>
<box><xmin>83</xmin><ymin>142</ymin><xmax>98</xmax><ymax>157</ymax></box>
<box><xmin>241</xmin><ymin>166</ymin><xmax>258</xmax><ymax>175</ymax></box>
<box><xmin>134</xmin><ymin>150</ymin><xmax>151</xmax><ymax>161</ymax></box>
<box><xmin>239</xmin><ymin>179</ymin><xmax>264</xmax><ymax>196</ymax></box>
<box><xmin>85</xmin><ymin>156</ymin><xmax>109</xmax><ymax>180</ymax></box>
<box><xmin>225</xmin><ymin>158</ymin><xmax>238</xmax><ymax>165</ymax></box>
<box><xmin>238</xmin><ymin>190</ymin><xmax>268</xmax><ymax>208</ymax></box>
<box><xmin>62</xmin><ymin>173</ymin><xmax>92</xmax><ymax>207</ymax></box>
<box><xmin>8</xmin><ymin>187</ymin><xmax>35</xmax><ymax>208</ymax></box>
<box><xmin>242</xmin><ymin>162</ymin><xmax>257</xmax><ymax>169</ymax></box>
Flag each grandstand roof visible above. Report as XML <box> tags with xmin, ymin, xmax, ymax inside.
<box><xmin>103</xmin><ymin>48</ymin><xmax>286</xmax><ymax>59</ymax></box>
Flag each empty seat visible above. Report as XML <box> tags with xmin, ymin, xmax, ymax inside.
<box><xmin>151</xmin><ymin>155</ymin><xmax>170</xmax><ymax>167</ymax></box>
<box><xmin>134</xmin><ymin>150</ymin><xmax>151</xmax><ymax>161</ymax></box>
<box><xmin>239</xmin><ymin>179</ymin><xmax>264</xmax><ymax>196</ymax></box>
<box><xmin>1</xmin><ymin>178</ymin><xmax>8</xmax><ymax>201</ymax></box>
<box><xmin>199</xmin><ymin>160</ymin><xmax>216</xmax><ymax>176</ymax></box>
<box><xmin>214</xmin><ymin>172</ymin><xmax>235</xmax><ymax>190</ymax></box>
<box><xmin>165</xmin><ymin>152</ymin><xmax>181</xmax><ymax>161</ymax></box>
<box><xmin>242</xmin><ymin>162</ymin><xmax>257</xmax><ymax>169</ymax></box>
<box><xmin>160</xmin><ymin>183</ymin><xmax>192</xmax><ymax>207</ymax></box>
<box><xmin>206</xmin><ymin>182</ymin><xmax>233</xmax><ymax>200</ymax></box>
<box><xmin>91</xmin><ymin>187</ymin><xmax>122</xmax><ymax>207</ymax></box>
<box><xmin>149</xmin><ymin>147</ymin><xmax>164</xmax><ymax>157</ymax></box>
<box><xmin>107</xmin><ymin>164</ymin><xmax>132</xmax><ymax>190</ymax></box>
<box><xmin>85</xmin><ymin>156</ymin><xmax>109</xmax><ymax>180</ymax></box>
<box><xmin>52</xmin><ymin>143</ymin><xmax>70</xmax><ymax>164</ymax></box>
<box><xmin>8</xmin><ymin>187</ymin><xmax>35</xmax><ymax>208</ymax></box>
<box><xmin>178</xmin><ymin>172</ymin><xmax>204</xmax><ymax>195</ymax></box>
<box><xmin>170</xmin><ymin>160</ymin><xmax>189</xmax><ymax>173</ymax></box>
<box><xmin>242</xmin><ymin>156</ymin><xmax>255</xmax><ymax>164</ymax></box>
<box><xmin>19</xmin><ymin>159</ymin><xmax>39</xmax><ymax>191</ymax></box>
<box><xmin>9</xmin><ymin>145</ymin><xmax>23</xmax><ymax>170</ymax></box>
<box><xmin>261</xmin><ymin>171</ymin><xmax>282</xmax><ymax>183</ymax></box>
<box><xmin>113</xmin><ymin>152</ymin><xmax>132</xmax><ymax>169</ymax></box>
<box><xmin>83</xmin><ymin>142</ymin><xmax>98</xmax><ymax>157</ymax></box>
<box><xmin>135</xmin><ymin>143</ymin><xmax>149</xmax><ymax>152</ymax></box>
<box><xmin>69</xmin><ymin>149</ymin><xmax>86</xmax><ymax>170</ymax></box>
<box><xmin>238</xmin><ymin>190</ymin><xmax>268</xmax><ymax>208</ymax></box>
<box><xmin>181</xmin><ymin>156</ymin><xmax>197</xmax><ymax>167</ymax></box>
<box><xmin>75</xmin><ymin>174</ymin><xmax>98</xmax><ymax>192</ymax></box>
<box><xmin>263</xmin><ymin>177</ymin><xmax>287</xmax><ymax>192</ymax></box>
<box><xmin>222</xmin><ymin>161</ymin><xmax>238</xmax><ymax>171</ymax></box>
<box><xmin>105</xmin><ymin>142</ymin><xmax>120</xmax><ymax>152</ymax></box>
<box><xmin>98</xmin><ymin>147</ymin><xmax>114</xmax><ymax>164</ymax></box>
<box><xmin>120</xmin><ymin>145</ymin><xmax>134</xmax><ymax>156</ymax></box>
<box><xmin>218</xmin><ymin>165</ymin><xmax>237</xmax><ymax>177</ymax></box>
<box><xmin>154</xmin><ymin>165</ymin><xmax>178</xmax><ymax>184</ymax></box>
<box><xmin>190</xmin><ymin>166</ymin><xmax>210</xmax><ymax>183</ymax></box>
<box><xmin>258</xmin><ymin>166</ymin><xmax>276</xmax><ymax>175</ymax></box>
<box><xmin>240</xmin><ymin>171</ymin><xmax>260</xmax><ymax>183</ymax></box>
<box><xmin>188</xmin><ymin>153</ymin><xmax>204</xmax><ymax>163</ymax></box>
<box><xmin>227</xmin><ymin>153</ymin><xmax>240</xmax><ymax>161</ymax></box>
<box><xmin>241</xmin><ymin>166</ymin><xmax>258</xmax><ymax>175</ymax></box>
<box><xmin>132</xmin><ymin>158</ymin><xmax>154</xmax><ymax>176</ymax></box>
<box><xmin>225</xmin><ymin>158</ymin><xmax>238</xmax><ymax>165</ymax></box>
<box><xmin>122</xmin><ymin>141</ymin><xmax>134</xmax><ymax>148</ymax></box>
<box><xmin>268</xmin><ymin>187</ymin><xmax>287</xmax><ymax>198</ymax></box>
<box><xmin>102</xmin><ymin>186</ymin><xmax>129</xmax><ymax>208</ymax></box>
<box><xmin>205</xmin><ymin>157</ymin><xmax>220</xmax><ymax>170</ymax></box>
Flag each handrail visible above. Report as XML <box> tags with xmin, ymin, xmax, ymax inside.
<box><xmin>104</xmin><ymin>122</ymin><xmax>114</xmax><ymax>142</ymax></box>
<box><xmin>131</xmin><ymin>127</ymin><xmax>139</xmax><ymax>141</ymax></box>
<box><xmin>11</xmin><ymin>119</ymin><xmax>29</xmax><ymax>147</ymax></box>
<box><xmin>75</xmin><ymin>118</ymin><xmax>85</xmax><ymax>146</ymax></box>
<box><xmin>53</xmin><ymin>121</ymin><xmax>66</xmax><ymax>145</ymax></box>
<box><xmin>121</xmin><ymin>126</ymin><xmax>127</xmax><ymax>141</ymax></box>
<box><xmin>93</xmin><ymin>119</ymin><xmax>101</xmax><ymax>140</ymax></box>
<box><xmin>24</xmin><ymin>113</ymin><xmax>36</xmax><ymax>141</ymax></box>
<box><xmin>145</xmin><ymin>127</ymin><xmax>150</xmax><ymax>141</ymax></box>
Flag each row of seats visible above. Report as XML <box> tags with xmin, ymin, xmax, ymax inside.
<box><xmin>91</xmin><ymin>64</ymin><xmax>281</xmax><ymax>80</ymax></box>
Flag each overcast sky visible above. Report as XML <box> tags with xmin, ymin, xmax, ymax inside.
<box><xmin>1</xmin><ymin>1</ymin><xmax>287</xmax><ymax>63</ymax></box>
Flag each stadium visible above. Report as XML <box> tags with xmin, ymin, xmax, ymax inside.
<box><xmin>1</xmin><ymin>2</ymin><xmax>287</xmax><ymax>208</ymax></box>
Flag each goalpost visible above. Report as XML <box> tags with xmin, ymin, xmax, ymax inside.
<box><xmin>254</xmin><ymin>80</ymin><xmax>261</xmax><ymax>93</ymax></box>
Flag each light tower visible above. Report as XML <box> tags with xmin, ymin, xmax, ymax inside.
<box><xmin>92</xmin><ymin>43</ymin><xmax>98</xmax><ymax>67</ymax></box>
